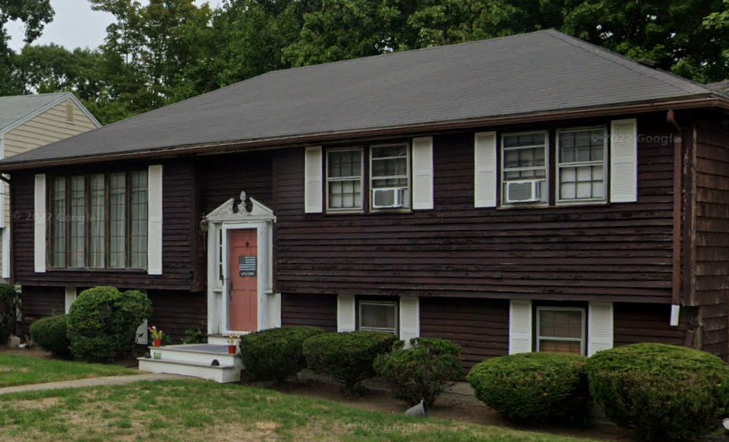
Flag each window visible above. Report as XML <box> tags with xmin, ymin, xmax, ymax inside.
<box><xmin>536</xmin><ymin>307</ymin><xmax>586</xmax><ymax>355</ymax></box>
<box><xmin>49</xmin><ymin>171</ymin><xmax>148</xmax><ymax>270</ymax></box>
<box><xmin>501</xmin><ymin>132</ymin><xmax>548</xmax><ymax>204</ymax></box>
<box><xmin>370</xmin><ymin>144</ymin><xmax>410</xmax><ymax>209</ymax></box>
<box><xmin>327</xmin><ymin>148</ymin><xmax>363</xmax><ymax>211</ymax></box>
<box><xmin>557</xmin><ymin>128</ymin><xmax>607</xmax><ymax>203</ymax></box>
<box><xmin>359</xmin><ymin>301</ymin><xmax>398</xmax><ymax>334</ymax></box>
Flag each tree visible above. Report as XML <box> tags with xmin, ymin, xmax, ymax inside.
<box><xmin>0</xmin><ymin>0</ymin><xmax>54</xmax><ymax>94</ymax></box>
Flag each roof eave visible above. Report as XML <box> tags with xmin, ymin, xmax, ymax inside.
<box><xmin>2</xmin><ymin>94</ymin><xmax>727</xmax><ymax>172</ymax></box>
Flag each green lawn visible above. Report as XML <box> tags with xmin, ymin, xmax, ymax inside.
<box><xmin>0</xmin><ymin>354</ymin><xmax>137</xmax><ymax>388</ymax></box>
<box><xmin>0</xmin><ymin>380</ymin><xmax>602</xmax><ymax>442</ymax></box>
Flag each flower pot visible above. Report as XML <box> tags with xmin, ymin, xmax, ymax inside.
<box><xmin>153</xmin><ymin>339</ymin><xmax>162</xmax><ymax>348</ymax></box>
<box><xmin>228</xmin><ymin>345</ymin><xmax>237</xmax><ymax>355</ymax></box>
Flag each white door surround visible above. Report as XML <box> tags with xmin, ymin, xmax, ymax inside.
<box><xmin>205</xmin><ymin>191</ymin><xmax>279</xmax><ymax>336</ymax></box>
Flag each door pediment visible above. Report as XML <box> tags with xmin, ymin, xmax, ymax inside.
<box><xmin>206</xmin><ymin>191</ymin><xmax>275</xmax><ymax>223</ymax></box>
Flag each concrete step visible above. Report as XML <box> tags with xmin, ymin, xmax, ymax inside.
<box><xmin>138</xmin><ymin>358</ymin><xmax>241</xmax><ymax>383</ymax></box>
<box><xmin>207</xmin><ymin>335</ymin><xmax>244</xmax><ymax>346</ymax></box>
<box><xmin>148</xmin><ymin>344</ymin><xmax>239</xmax><ymax>366</ymax></box>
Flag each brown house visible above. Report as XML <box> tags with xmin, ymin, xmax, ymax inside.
<box><xmin>1</xmin><ymin>30</ymin><xmax>729</xmax><ymax>380</ymax></box>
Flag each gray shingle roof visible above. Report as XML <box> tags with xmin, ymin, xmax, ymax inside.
<box><xmin>0</xmin><ymin>93</ymin><xmax>71</xmax><ymax>133</ymax></box>
<box><xmin>1</xmin><ymin>30</ymin><xmax>722</xmax><ymax>167</ymax></box>
<box><xmin>708</xmin><ymin>81</ymin><xmax>729</xmax><ymax>98</ymax></box>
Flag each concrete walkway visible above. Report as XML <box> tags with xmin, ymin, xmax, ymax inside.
<box><xmin>0</xmin><ymin>373</ymin><xmax>185</xmax><ymax>396</ymax></box>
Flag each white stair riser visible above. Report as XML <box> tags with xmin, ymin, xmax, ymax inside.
<box><xmin>139</xmin><ymin>360</ymin><xmax>241</xmax><ymax>383</ymax></box>
<box><xmin>207</xmin><ymin>336</ymin><xmax>243</xmax><ymax>346</ymax></box>
<box><xmin>149</xmin><ymin>348</ymin><xmax>239</xmax><ymax>366</ymax></box>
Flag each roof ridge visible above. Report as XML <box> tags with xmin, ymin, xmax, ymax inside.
<box><xmin>542</xmin><ymin>30</ymin><xmax>710</xmax><ymax>95</ymax></box>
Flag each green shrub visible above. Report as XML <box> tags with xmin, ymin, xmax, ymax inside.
<box><xmin>467</xmin><ymin>352</ymin><xmax>589</xmax><ymax>425</ymax></box>
<box><xmin>183</xmin><ymin>328</ymin><xmax>205</xmax><ymax>344</ymax></box>
<box><xmin>67</xmin><ymin>287</ymin><xmax>153</xmax><ymax>362</ymax></box>
<box><xmin>30</xmin><ymin>315</ymin><xmax>71</xmax><ymax>357</ymax></box>
<box><xmin>304</xmin><ymin>331</ymin><xmax>398</xmax><ymax>396</ymax></box>
<box><xmin>586</xmin><ymin>343</ymin><xmax>729</xmax><ymax>441</ymax></box>
<box><xmin>240</xmin><ymin>327</ymin><xmax>323</xmax><ymax>382</ymax></box>
<box><xmin>374</xmin><ymin>337</ymin><xmax>462</xmax><ymax>406</ymax></box>
<box><xmin>0</xmin><ymin>284</ymin><xmax>21</xmax><ymax>345</ymax></box>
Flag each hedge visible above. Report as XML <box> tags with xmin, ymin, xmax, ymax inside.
<box><xmin>240</xmin><ymin>326</ymin><xmax>323</xmax><ymax>382</ymax></box>
<box><xmin>30</xmin><ymin>315</ymin><xmax>71</xmax><ymax>357</ymax></box>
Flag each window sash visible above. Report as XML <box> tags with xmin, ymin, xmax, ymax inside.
<box><xmin>326</xmin><ymin>148</ymin><xmax>364</xmax><ymax>211</ymax></box>
<box><xmin>536</xmin><ymin>307</ymin><xmax>586</xmax><ymax>355</ymax></box>
<box><xmin>370</xmin><ymin>144</ymin><xmax>411</xmax><ymax>208</ymax></box>
<box><xmin>48</xmin><ymin>171</ymin><xmax>148</xmax><ymax>270</ymax></box>
<box><xmin>501</xmin><ymin>131</ymin><xmax>548</xmax><ymax>181</ymax></box>
<box><xmin>556</xmin><ymin>127</ymin><xmax>608</xmax><ymax>203</ymax></box>
<box><xmin>359</xmin><ymin>300</ymin><xmax>398</xmax><ymax>334</ymax></box>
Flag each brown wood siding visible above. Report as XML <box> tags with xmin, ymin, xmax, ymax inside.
<box><xmin>273</xmin><ymin>113</ymin><xmax>675</xmax><ymax>304</ymax></box>
<box><xmin>281</xmin><ymin>294</ymin><xmax>337</xmax><ymax>331</ymax></box>
<box><xmin>693</xmin><ymin>115</ymin><xmax>729</xmax><ymax>359</ymax></box>
<box><xmin>10</xmin><ymin>159</ymin><xmax>197</xmax><ymax>291</ymax></box>
<box><xmin>420</xmin><ymin>297</ymin><xmax>509</xmax><ymax>372</ymax></box>
<box><xmin>614</xmin><ymin>303</ymin><xmax>686</xmax><ymax>347</ymax></box>
<box><xmin>19</xmin><ymin>286</ymin><xmax>64</xmax><ymax>335</ymax></box>
<box><xmin>147</xmin><ymin>289</ymin><xmax>207</xmax><ymax>342</ymax></box>
<box><xmin>197</xmin><ymin>152</ymin><xmax>274</xmax><ymax>215</ymax></box>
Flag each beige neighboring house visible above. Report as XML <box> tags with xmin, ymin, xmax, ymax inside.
<box><xmin>0</xmin><ymin>93</ymin><xmax>101</xmax><ymax>281</ymax></box>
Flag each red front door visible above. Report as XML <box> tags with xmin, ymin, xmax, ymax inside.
<box><xmin>228</xmin><ymin>229</ymin><xmax>258</xmax><ymax>332</ymax></box>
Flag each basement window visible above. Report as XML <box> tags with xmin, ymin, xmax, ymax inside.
<box><xmin>536</xmin><ymin>307</ymin><xmax>586</xmax><ymax>355</ymax></box>
<box><xmin>359</xmin><ymin>301</ymin><xmax>398</xmax><ymax>334</ymax></box>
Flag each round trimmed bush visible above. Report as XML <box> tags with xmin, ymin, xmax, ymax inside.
<box><xmin>240</xmin><ymin>327</ymin><xmax>323</xmax><ymax>382</ymax></box>
<box><xmin>67</xmin><ymin>287</ymin><xmax>153</xmax><ymax>362</ymax></box>
<box><xmin>467</xmin><ymin>352</ymin><xmax>589</xmax><ymax>425</ymax></box>
<box><xmin>374</xmin><ymin>337</ymin><xmax>462</xmax><ymax>406</ymax></box>
<box><xmin>30</xmin><ymin>315</ymin><xmax>71</xmax><ymax>357</ymax></box>
<box><xmin>303</xmin><ymin>331</ymin><xmax>398</xmax><ymax>396</ymax></box>
<box><xmin>586</xmin><ymin>343</ymin><xmax>729</xmax><ymax>441</ymax></box>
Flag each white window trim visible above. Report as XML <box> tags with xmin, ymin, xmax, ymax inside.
<box><xmin>535</xmin><ymin>306</ymin><xmax>586</xmax><ymax>356</ymax></box>
<box><xmin>555</xmin><ymin>126</ymin><xmax>609</xmax><ymax>205</ymax></box>
<box><xmin>369</xmin><ymin>143</ymin><xmax>411</xmax><ymax>211</ymax></box>
<box><xmin>358</xmin><ymin>300</ymin><xmax>399</xmax><ymax>335</ymax></box>
<box><xmin>500</xmin><ymin>130</ymin><xmax>549</xmax><ymax>206</ymax></box>
<box><xmin>326</xmin><ymin>147</ymin><xmax>364</xmax><ymax>212</ymax></box>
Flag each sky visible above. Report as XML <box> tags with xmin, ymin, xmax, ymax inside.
<box><xmin>6</xmin><ymin>0</ymin><xmax>224</xmax><ymax>51</ymax></box>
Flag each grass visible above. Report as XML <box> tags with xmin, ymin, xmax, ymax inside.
<box><xmin>0</xmin><ymin>354</ymin><xmax>137</xmax><ymax>388</ymax></box>
<box><xmin>0</xmin><ymin>380</ymin><xmax>603</xmax><ymax>442</ymax></box>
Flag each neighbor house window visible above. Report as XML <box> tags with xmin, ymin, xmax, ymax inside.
<box><xmin>501</xmin><ymin>132</ymin><xmax>548</xmax><ymax>205</ymax></box>
<box><xmin>327</xmin><ymin>148</ymin><xmax>363</xmax><ymax>211</ymax></box>
<box><xmin>536</xmin><ymin>307</ymin><xmax>586</xmax><ymax>355</ymax></box>
<box><xmin>49</xmin><ymin>171</ymin><xmax>148</xmax><ymax>270</ymax></box>
<box><xmin>557</xmin><ymin>128</ymin><xmax>607</xmax><ymax>203</ymax></box>
<box><xmin>359</xmin><ymin>300</ymin><xmax>398</xmax><ymax>334</ymax></box>
<box><xmin>370</xmin><ymin>144</ymin><xmax>410</xmax><ymax>209</ymax></box>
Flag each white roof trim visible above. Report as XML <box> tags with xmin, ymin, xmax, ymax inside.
<box><xmin>206</xmin><ymin>191</ymin><xmax>275</xmax><ymax>223</ymax></box>
<box><xmin>0</xmin><ymin>93</ymin><xmax>102</xmax><ymax>136</ymax></box>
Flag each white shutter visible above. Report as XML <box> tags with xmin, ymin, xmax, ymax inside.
<box><xmin>610</xmin><ymin>119</ymin><xmax>638</xmax><ymax>203</ymax></box>
<box><xmin>474</xmin><ymin>131</ymin><xmax>498</xmax><ymax>208</ymax></box>
<box><xmin>411</xmin><ymin>137</ymin><xmax>434</xmax><ymax>210</ymax></box>
<box><xmin>399</xmin><ymin>297</ymin><xmax>420</xmax><ymax>345</ymax></box>
<box><xmin>588</xmin><ymin>302</ymin><xmax>614</xmax><ymax>356</ymax></box>
<box><xmin>34</xmin><ymin>174</ymin><xmax>46</xmax><ymax>273</ymax></box>
<box><xmin>337</xmin><ymin>295</ymin><xmax>355</xmax><ymax>332</ymax></box>
<box><xmin>64</xmin><ymin>287</ymin><xmax>77</xmax><ymax>314</ymax></box>
<box><xmin>304</xmin><ymin>146</ymin><xmax>323</xmax><ymax>213</ymax></box>
<box><xmin>509</xmin><ymin>300</ymin><xmax>533</xmax><ymax>354</ymax></box>
<box><xmin>147</xmin><ymin>165</ymin><xmax>163</xmax><ymax>275</ymax></box>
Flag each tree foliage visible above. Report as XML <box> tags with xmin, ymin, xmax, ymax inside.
<box><xmin>1</xmin><ymin>0</ymin><xmax>728</xmax><ymax>124</ymax></box>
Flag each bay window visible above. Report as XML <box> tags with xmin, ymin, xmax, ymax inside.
<box><xmin>49</xmin><ymin>171</ymin><xmax>148</xmax><ymax>270</ymax></box>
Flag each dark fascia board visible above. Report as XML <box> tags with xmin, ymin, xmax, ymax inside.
<box><xmin>1</xmin><ymin>94</ymin><xmax>726</xmax><ymax>172</ymax></box>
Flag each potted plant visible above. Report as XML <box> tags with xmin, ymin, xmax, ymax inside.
<box><xmin>149</xmin><ymin>326</ymin><xmax>164</xmax><ymax>347</ymax></box>
<box><xmin>227</xmin><ymin>334</ymin><xmax>239</xmax><ymax>354</ymax></box>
